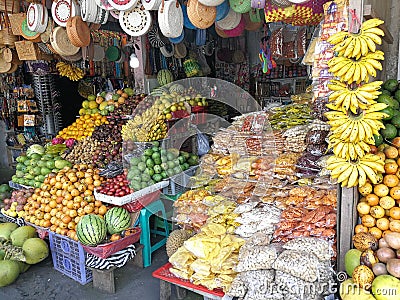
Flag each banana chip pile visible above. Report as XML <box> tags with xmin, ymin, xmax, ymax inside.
<box><xmin>207</xmin><ymin>200</ymin><xmax>240</xmax><ymax>234</ymax></box>
<box><xmin>169</xmin><ymin>223</ymin><xmax>245</xmax><ymax>292</ymax></box>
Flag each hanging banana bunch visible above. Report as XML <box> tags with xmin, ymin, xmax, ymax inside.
<box><xmin>56</xmin><ymin>62</ymin><xmax>85</xmax><ymax>81</ymax></box>
<box><xmin>325</xmin><ymin>18</ymin><xmax>388</xmax><ymax>188</ymax></box>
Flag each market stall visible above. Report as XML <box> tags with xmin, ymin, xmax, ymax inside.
<box><xmin>0</xmin><ymin>0</ymin><xmax>400</xmax><ymax>299</ymax></box>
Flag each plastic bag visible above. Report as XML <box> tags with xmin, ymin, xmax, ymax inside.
<box><xmin>196</xmin><ymin>127</ymin><xmax>210</xmax><ymax>156</ymax></box>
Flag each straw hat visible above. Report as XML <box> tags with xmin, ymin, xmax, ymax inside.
<box><xmin>158</xmin><ymin>0</ymin><xmax>184</xmax><ymax>38</ymax></box>
<box><xmin>187</xmin><ymin>0</ymin><xmax>216</xmax><ymax>29</ymax></box>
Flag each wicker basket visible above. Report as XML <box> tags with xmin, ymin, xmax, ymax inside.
<box><xmin>8</xmin><ymin>13</ymin><xmax>25</xmax><ymax>36</ymax></box>
<box><xmin>66</xmin><ymin>16</ymin><xmax>90</xmax><ymax>47</ymax></box>
<box><xmin>1</xmin><ymin>28</ymin><xmax>18</xmax><ymax>47</ymax></box>
<box><xmin>3</xmin><ymin>47</ymin><xmax>19</xmax><ymax>64</ymax></box>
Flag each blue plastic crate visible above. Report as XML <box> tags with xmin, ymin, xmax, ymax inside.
<box><xmin>49</xmin><ymin>232</ymin><xmax>92</xmax><ymax>285</ymax></box>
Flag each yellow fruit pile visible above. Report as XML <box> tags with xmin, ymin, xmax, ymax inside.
<box><xmin>57</xmin><ymin>113</ymin><xmax>108</xmax><ymax>140</ymax></box>
<box><xmin>356</xmin><ymin>145</ymin><xmax>400</xmax><ymax>240</ymax></box>
<box><xmin>23</xmin><ymin>164</ymin><xmax>107</xmax><ymax>241</ymax></box>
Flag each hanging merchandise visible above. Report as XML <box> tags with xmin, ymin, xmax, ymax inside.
<box><xmin>148</xmin><ymin>26</ymin><xmax>165</xmax><ymax>48</ymax></box>
<box><xmin>169</xmin><ymin>30</ymin><xmax>185</xmax><ymax>44</ymax></box>
<box><xmin>66</xmin><ymin>16</ymin><xmax>91</xmax><ymax>47</ymax></box>
<box><xmin>174</xmin><ymin>42</ymin><xmax>187</xmax><ymax>59</ymax></box>
<box><xmin>264</xmin><ymin>0</ymin><xmax>328</xmax><ymax>26</ymax></box>
<box><xmin>21</xmin><ymin>18</ymin><xmax>41</xmax><ymax>42</ymax></box>
<box><xmin>181</xmin><ymin>3</ymin><xmax>196</xmax><ymax>29</ymax></box>
<box><xmin>215</xmin><ymin>8</ymin><xmax>241</xmax><ymax>30</ymax></box>
<box><xmin>198</xmin><ymin>0</ymin><xmax>225</xmax><ymax>6</ymax></box>
<box><xmin>107</xmin><ymin>0</ymin><xmax>139</xmax><ymax>11</ymax></box>
<box><xmin>223</xmin><ymin>15</ymin><xmax>245</xmax><ymax>37</ymax></box>
<box><xmin>160</xmin><ymin>43</ymin><xmax>175</xmax><ymax>57</ymax></box>
<box><xmin>51</xmin><ymin>0</ymin><xmax>81</xmax><ymax>27</ymax></box>
<box><xmin>187</xmin><ymin>0</ymin><xmax>216</xmax><ymax>29</ymax></box>
<box><xmin>81</xmin><ymin>0</ymin><xmax>110</xmax><ymax>23</ymax></box>
<box><xmin>251</xmin><ymin>0</ymin><xmax>265</xmax><ymax>9</ymax></box>
<box><xmin>50</xmin><ymin>26</ymin><xmax>80</xmax><ymax>56</ymax></box>
<box><xmin>142</xmin><ymin>0</ymin><xmax>162</xmax><ymax>10</ymax></box>
<box><xmin>110</xmin><ymin>9</ymin><xmax>120</xmax><ymax>18</ymax></box>
<box><xmin>95</xmin><ymin>0</ymin><xmax>114</xmax><ymax>10</ymax></box>
<box><xmin>243</xmin><ymin>12</ymin><xmax>262</xmax><ymax>31</ymax></box>
<box><xmin>229</xmin><ymin>0</ymin><xmax>251</xmax><ymax>14</ymax></box>
<box><xmin>119</xmin><ymin>3</ymin><xmax>152</xmax><ymax>36</ymax></box>
<box><xmin>216</xmin><ymin>0</ymin><xmax>230</xmax><ymax>21</ymax></box>
<box><xmin>195</xmin><ymin>29</ymin><xmax>206</xmax><ymax>46</ymax></box>
<box><xmin>158</xmin><ymin>0</ymin><xmax>184</xmax><ymax>38</ymax></box>
<box><xmin>26</xmin><ymin>2</ymin><xmax>48</xmax><ymax>34</ymax></box>
<box><xmin>183</xmin><ymin>58</ymin><xmax>201</xmax><ymax>77</ymax></box>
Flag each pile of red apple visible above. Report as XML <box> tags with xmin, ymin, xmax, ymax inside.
<box><xmin>96</xmin><ymin>172</ymin><xmax>134</xmax><ymax>197</ymax></box>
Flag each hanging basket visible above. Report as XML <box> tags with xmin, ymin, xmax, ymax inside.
<box><xmin>51</xmin><ymin>0</ymin><xmax>81</xmax><ymax>27</ymax></box>
<box><xmin>187</xmin><ymin>0</ymin><xmax>216</xmax><ymax>29</ymax></box>
<box><xmin>142</xmin><ymin>0</ymin><xmax>162</xmax><ymax>11</ymax></box>
<box><xmin>249</xmin><ymin>8</ymin><xmax>262</xmax><ymax>22</ymax></box>
<box><xmin>0</xmin><ymin>52</ymin><xmax>12</xmax><ymax>73</ymax></box>
<box><xmin>8</xmin><ymin>13</ymin><xmax>25</xmax><ymax>36</ymax></box>
<box><xmin>0</xmin><ymin>0</ymin><xmax>20</xmax><ymax>13</ymax></box>
<box><xmin>216</xmin><ymin>0</ymin><xmax>230</xmax><ymax>21</ymax></box>
<box><xmin>251</xmin><ymin>0</ymin><xmax>265</xmax><ymax>9</ymax></box>
<box><xmin>50</xmin><ymin>26</ymin><xmax>80</xmax><ymax>56</ymax></box>
<box><xmin>174</xmin><ymin>42</ymin><xmax>187</xmax><ymax>58</ymax></box>
<box><xmin>107</xmin><ymin>0</ymin><xmax>139</xmax><ymax>11</ymax></box>
<box><xmin>1</xmin><ymin>28</ymin><xmax>18</xmax><ymax>47</ymax></box>
<box><xmin>66</xmin><ymin>16</ymin><xmax>91</xmax><ymax>47</ymax></box>
<box><xmin>198</xmin><ymin>0</ymin><xmax>225</xmax><ymax>6</ymax></box>
<box><xmin>15</xmin><ymin>40</ymin><xmax>39</xmax><ymax>60</ymax></box>
<box><xmin>223</xmin><ymin>14</ymin><xmax>245</xmax><ymax>37</ymax></box>
<box><xmin>119</xmin><ymin>3</ymin><xmax>152</xmax><ymax>36</ymax></box>
<box><xmin>158</xmin><ymin>0</ymin><xmax>184</xmax><ymax>38</ymax></box>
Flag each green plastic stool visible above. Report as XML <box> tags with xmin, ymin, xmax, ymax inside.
<box><xmin>139</xmin><ymin>199</ymin><xmax>170</xmax><ymax>267</ymax></box>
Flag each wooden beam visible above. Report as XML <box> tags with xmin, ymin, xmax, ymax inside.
<box><xmin>364</xmin><ymin>4</ymin><xmax>394</xmax><ymax>44</ymax></box>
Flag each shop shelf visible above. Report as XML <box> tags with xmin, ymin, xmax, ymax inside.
<box><xmin>49</xmin><ymin>232</ymin><xmax>92</xmax><ymax>285</ymax></box>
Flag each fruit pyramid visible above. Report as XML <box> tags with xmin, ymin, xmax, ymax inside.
<box><xmin>325</xmin><ymin>18</ymin><xmax>388</xmax><ymax>187</ymax></box>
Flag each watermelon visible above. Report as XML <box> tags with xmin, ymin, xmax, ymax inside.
<box><xmin>76</xmin><ymin>214</ymin><xmax>106</xmax><ymax>246</ymax></box>
<box><xmin>157</xmin><ymin>69</ymin><xmax>174</xmax><ymax>86</ymax></box>
<box><xmin>104</xmin><ymin>207</ymin><xmax>131</xmax><ymax>235</ymax></box>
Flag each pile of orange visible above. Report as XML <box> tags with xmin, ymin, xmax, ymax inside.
<box><xmin>56</xmin><ymin>113</ymin><xmax>108</xmax><ymax>140</ymax></box>
<box><xmin>23</xmin><ymin>164</ymin><xmax>108</xmax><ymax>241</ymax></box>
<box><xmin>357</xmin><ymin>145</ymin><xmax>400</xmax><ymax>239</ymax></box>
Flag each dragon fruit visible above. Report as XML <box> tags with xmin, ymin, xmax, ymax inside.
<box><xmin>51</xmin><ymin>137</ymin><xmax>64</xmax><ymax>145</ymax></box>
<box><xmin>65</xmin><ymin>138</ymin><xmax>76</xmax><ymax>148</ymax></box>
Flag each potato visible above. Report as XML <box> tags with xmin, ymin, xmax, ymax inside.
<box><xmin>379</xmin><ymin>238</ymin><xmax>390</xmax><ymax>248</ymax></box>
<box><xmin>372</xmin><ymin>262</ymin><xmax>388</xmax><ymax>276</ymax></box>
<box><xmin>387</xmin><ymin>258</ymin><xmax>400</xmax><ymax>278</ymax></box>
<box><xmin>384</xmin><ymin>232</ymin><xmax>400</xmax><ymax>250</ymax></box>
<box><xmin>376</xmin><ymin>247</ymin><xmax>396</xmax><ymax>263</ymax></box>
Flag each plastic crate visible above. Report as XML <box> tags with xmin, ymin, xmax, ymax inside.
<box><xmin>49</xmin><ymin>232</ymin><xmax>92</xmax><ymax>285</ymax></box>
<box><xmin>163</xmin><ymin>166</ymin><xmax>198</xmax><ymax>196</ymax></box>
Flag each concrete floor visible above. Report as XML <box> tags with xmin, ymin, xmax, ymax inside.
<box><xmin>0</xmin><ymin>246</ymin><xmax>202</xmax><ymax>300</ymax></box>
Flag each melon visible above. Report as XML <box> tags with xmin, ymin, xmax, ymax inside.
<box><xmin>104</xmin><ymin>207</ymin><xmax>131</xmax><ymax>235</ymax></box>
<box><xmin>157</xmin><ymin>69</ymin><xmax>174</xmax><ymax>86</ymax></box>
<box><xmin>22</xmin><ymin>238</ymin><xmax>49</xmax><ymax>264</ymax></box>
<box><xmin>76</xmin><ymin>214</ymin><xmax>106</xmax><ymax>246</ymax></box>
<box><xmin>345</xmin><ymin>248</ymin><xmax>362</xmax><ymax>277</ymax></box>
<box><xmin>0</xmin><ymin>260</ymin><xmax>20</xmax><ymax>287</ymax></box>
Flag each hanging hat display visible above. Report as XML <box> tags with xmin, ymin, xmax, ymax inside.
<box><xmin>187</xmin><ymin>0</ymin><xmax>216</xmax><ymax>29</ymax></box>
<box><xmin>249</xmin><ymin>8</ymin><xmax>262</xmax><ymax>22</ymax></box>
<box><xmin>95</xmin><ymin>0</ymin><xmax>114</xmax><ymax>10</ymax></box>
<box><xmin>158</xmin><ymin>0</ymin><xmax>183</xmax><ymax>38</ymax></box>
<box><xmin>21</xmin><ymin>18</ymin><xmax>41</xmax><ymax>42</ymax></box>
<box><xmin>182</xmin><ymin>3</ymin><xmax>196</xmax><ymax>29</ymax></box>
<box><xmin>148</xmin><ymin>26</ymin><xmax>165</xmax><ymax>48</ymax></box>
<box><xmin>169</xmin><ymin>30</ymin><xmax>185</xmax><ymax>44</ymax></box>
<box><xmin>119</xmin><ymin>3</ymin><xmax>152</xmax><ymax>36</ymax></box>
<box><xmin>251</xmin><ymin>0</ymin><xmax>265</xmax><ymax>9</ymax></box>
<box><xmin>66</xmin><ymin>16</ymin><xmax>91</xmax><ymax>47</ymax></box>
<box><xmin>215</xmin><ymin>8</ymin><xmax>241</xmax><ymax>30</ymax></box>
<box><xmin>198</xmin><ymin>0</ymin><xmax>225</xmax><ymax>6</ymax></box>
<box><xmin>174</xmin><ymin>42</ymin><xmax>187</xmax><ymax>58</ymax></box>
<box><xmin>223</xmin><ymin>14</ymin><xmax>245</xmax><ymax>37</ymax></box>
<box><xmin>27</xmin><ymin>2</ymin><xmax>48</xmax><ymax>33</ymax></box>
<box><xmin>160</xmin><ymin>43</ymin><xmax>175</xmax><ymax>57</ymax></box>
<box><xmin>243</xmin><ymin>12</ymin><xmax>262</xmax><ymax>31</ymax></box>
<box><xmin>50</xmin><ymin>26</ymin><xmax>80</xmax><ymax>56</ymax></box>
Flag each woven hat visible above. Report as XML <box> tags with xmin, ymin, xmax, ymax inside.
<box><xmin>158</xmin><ymin>0</ymin><xmax>183</xmax><ymax>38</ymax></box>
<box><xmin>2</xmin><ymin>47</ymin><xmax>19</xmax><ymax>64</ymax></box>
<box><xmin>187</xmin><ymin>0</ymin><xmax>216</xmax><ymax>29</ymax></box>
<box><xmin>51</xmin><ymin>0</ymin><xmax>80</xmax><ymax>27</ymax></box>
<box><xmin>50</xmin><ymin>26</ymin><xmax>80</xmax><ymax>56</ymax></box>
<box><xmin>198</xmin><ymin>0</ymin><xmax>225</xmax><ymax>6</ymax></box>
<box><xmin>66</xmin><ymin>16</ymin><xmax>91</xmax><ymax>47</ymax></box>
<box><xmin>108</xmin><ymin>0</ymin><xmax>139</xmax><ymax>11</ymax></box>
<box><xmin>230</xmin><ymin>0</ymin><xmax>251</xmax><ymax>13</ymax></box>
<box><xmin>95</xmin><ymin>0</ymin><xmax>114</xmax><ymax>10</ymax></box>
<box><xmin>169</xmin><ymin>30</ymin><xmax>184</xmax><ymax>44</ymax></box>
<box><xmin>216</xmin><ymin>0</ymin><xmax>230</xmax><ymax>21</ymax></box>
<box><xmin>215</xmin><ymin>8</ymin><xmax>241</xmax><ymax>30</ymax></box>
<box><xmin>215</xmin><ymin>26</ymin><xmax>229</xmax><ymax>38</ymax></box>
<box><xmin>1</xmin><ymin>28</ymin><xmax>18</xmax><ymax>47</ymax></box>
<box><xmin>142</xmin><ymin>0</ymin><xmax>162</xmax><ymax>11</ymax></box>
<box><xmin>119</xmin><ymin>3</ymin><xmax>152</xmax><ymax>36</ymax></box>
<box><xmin>251</xmin><ymin>0</ymin><xmax>265</xmax><ymax>9</ymax></box>
<box><xmin>223</xmin><ymin>15</ymin><xmax>245</xmax><ymax>37</ymax></box>
<box><xmin>160</xmin><ymin>43</ymin><xmax>175</xmax><ymax>57</ymax></box>
<box><xmin>272</xmin><ymin>0</ymin><xmax>292</xmax><ymax>7</ymax></box>
<box><xmin>174</xmin><ymin>42</ymin><xmax>187</xmax><ymax>58</ymax></box>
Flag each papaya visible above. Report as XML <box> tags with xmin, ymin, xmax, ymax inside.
<box><xmin>345</xmin><ymin>249</ymin><xmax>362</xmax><ymax>277</ymax></box>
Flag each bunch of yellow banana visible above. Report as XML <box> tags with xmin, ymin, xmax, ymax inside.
<box><xmin>328</xmin><ymin>137</ymin><xmax>373</xmax><ymax>160</ymax></box>
<box><xmin>121</xmin><ymin>109</ymin><xmax>167</xmax><ymax>141</ymax></box>
<box><xmin>56</xmin><ymin>62</ymin><xmax>85</xmax><ymax>81</ymax></box>
<box><xmin>327</xmin><ymin>80</ymin><xmax>383</xmax><ymax>113</ymax></box>
<box><xmin>327</xmin><ymin>18</ymin><xmax>385</xmax><ymax>59</ymax></box>
<box><xmin>327</xmin><ymin>50</ymin><xmax>384</xmax><ymax>84</ymax></box>
<box><xmin>326</xmin><ymin>154</ymin><xmax>384</xmax><ymax>187</ymax></box>
<box><xmin>324</xmin><ymin>103</ymin><xmax>388</xmax><ymax>144</ymax></box>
